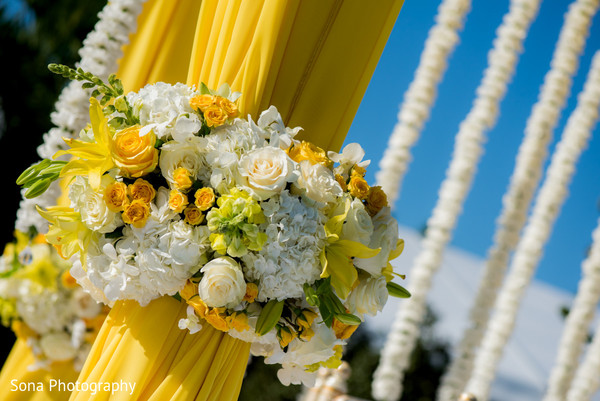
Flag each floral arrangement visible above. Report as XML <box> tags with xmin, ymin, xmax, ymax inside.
<box><xmin>19</xmin><ymin>64</ymin><xmax>409</xmax><ymax>385</ymax></box>
<box><xmin>0</xmin><ymin>230</ymin><xmax>107</xmax><ymax>370</ymax></box>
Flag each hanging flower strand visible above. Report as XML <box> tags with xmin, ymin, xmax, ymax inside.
<box><xmin>371</xmin><ymin>0</ymin><xmax>542</xmax><ymax>400</ymax></box>
<box><xmin>466</xmin><ymin>49</ymin><xmax>600</xmax><ymax>401</ymax></box>
<box><xmin>438</xmin><ymin>1</ymin><xmax>600</xmax><ymax>399</ymax></box>
<box><xmin>375</xmin><ymin>0</ymin><xmax>472</xmax><ymax>205</ymax></box>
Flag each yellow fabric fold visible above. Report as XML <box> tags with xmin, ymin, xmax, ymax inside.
<box><xmin>70</xmin><ymin>297</ymin><xmax>251</xmax><ymax>401</ymax></box>
<box><xmin>0</xmin><ymin>339</ymin><xmax>79</xmax><ymax>401</ymax></box>
<box><xmin>71</xmin><ymin>0</ymin><xmax>403</xmax><ymax>400</ymax></box>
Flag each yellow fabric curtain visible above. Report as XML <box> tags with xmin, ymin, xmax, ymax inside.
<box><xmin>71</xmin><ymin>0</ymin><xmax>403</xmax><ymax>400</ymax></box>
<box><xmin>0</xmin><ymin>339</ymin><xmax>79</xmax><ymax>401</ymax></box>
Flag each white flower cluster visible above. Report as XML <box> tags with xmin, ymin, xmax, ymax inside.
<box><xmin>375</xmin><ymin>0</ymin><xmax>472</xmax><ymax>204</ymax></box>
<box><xmin>26</xmin><ymin>78</ymin><xmax>404</xmax><ymax>386</ymax></box>
<box><xmin>438</xmin><ymin>1</ymin><xmax>600</xmax><ymax>399</ymax></box>
<box><xmin>15</xmin><ymin>0</ymin><xmax>146</xmax><ymax>235</ymax></box>
<box><xmin>466</xmin><ymin>49</ymin><xmax>600</xmax><ymax>401</ymax></box>
<box><xmin>242</xmin><ymin>190</ymin><xmax>327</xmax><ymax>302</ymax></box>
<box><xmin>372</xmin><ymin>0</ymin><xmax>542</xmax><ymax>399</ymax></box>
<box><xmin>0</xmin><ymin>234</ymin><xmax>105</xmax><ymax>371</ymax></box>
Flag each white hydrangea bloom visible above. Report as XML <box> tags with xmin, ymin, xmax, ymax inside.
<box><xmin>241</xmin><ymin>190</ymin><xmax>326</xmax><ymax>301</ymax></box>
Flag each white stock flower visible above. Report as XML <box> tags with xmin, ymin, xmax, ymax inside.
<box><xmin>128</xmin><ymin>82</ymin><xmax>201</xmax><ymax>141</ymax></box>
<box><xmin>292</xmin><ymin>160</ymin><xmax>342</xmax><ymax>204</ymax></box>
<box><xmin>345</xmin><ymin>275</ymin><xmax>388</xmax><ymax>318</ymax></box>
<box><xmin>238</xmin><ymin>146</ymin><xmax>298</xmax><ymax>200</ymax></box>
<box><xmin>198</xmin><ymin>257</ymin><xmax>246</xmax><ymax>308</ymax></box>
<box><xmin>354</xmin><ymin>207</ymin><xmax>398</xmax><ymax>276</ymax></box>
<box><xmin>40</xmin><ymin>332</ymin><xmax>77</xmax><ymax>361</ymax></box>
<box><xmin>69</xmin><ymin>175</ymin><xmax>123</xmax><ymax>234</ymax></box>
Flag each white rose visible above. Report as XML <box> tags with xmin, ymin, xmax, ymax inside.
<box><xmin>40</xmin><ymin>332</ymin><xmax>77</xmax><ymax>361</ymax></box>
<box><xmin>340</xmin><ymin>198</ymin><xmax>374</xmax><ymax>245</ymax></box>
<box><xmin>238</xmin><ymin>146</ymin><xmax>298</xmax><ymax>200</ymax></box>
<box><xmin>354</xmin><ymin>207</ymin><xmax>399</xmax><ymax>276</ymax></box>
<box><xmin>198</xmin><ymin>257</ymin><xmax>246</xmax><ymax>308</ymax></box>
<box><xmin>292</xmin><ymin>160</ymin><xmax>342</xmax><ymax>204</ymax></box>
<box><xmin>159</xmin><ymin>137</ymin><xmax>207</xmax><ymax>189</ymax></box>
<box><xmin>70</xmin><ymin>176</ymin><xmax>122</xmax><ymax>233</ymax></box>
<box><xmin>345</xmin><ymin>275</ymin><xmax>388</xmax><ymax>317</ymax></box>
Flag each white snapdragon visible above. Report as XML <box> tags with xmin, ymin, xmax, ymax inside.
<box><xmin>354</xmin><ymin>207</ymin><xmax>398</xmax><ymax>276</ymax></box>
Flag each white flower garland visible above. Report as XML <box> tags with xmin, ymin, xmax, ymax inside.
<box><xmin>371</xmin><ymin>1</ymin><xmax>542</xmax><ymax>400</ymax></box>
<box><xmin>375</xmin><ymin>0</ymin><xmax>471</xmax><ymax>204</ymax></box>
<box><xmin>465</xmin><ymin>49</ymin><xmax>600</xmax><ymax>401</ymax></box>
<box><xmin>545</xmin><ymin>216</ymin><xmax>600</xmax><ymax>401</ymax></box>
<box><xmin>437</xmin><ymin>1</ymin><xmax>600</xmax><ymax>399</ymax></box>
<box><xmin>15</xmin><ymin>0</ymin><xmax>146</xmax><ymax>234</ymax></box>
<box><xmin>566</xmin><ymin>302</ymin><xmax>600</xmax><ymax>400</ymax></box>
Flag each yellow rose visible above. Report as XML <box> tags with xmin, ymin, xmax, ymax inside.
<box><xmin>128</xmin><ymin>178</ymin><xmax>156</xmax><ymax>203</ymax></box>
<box><xmin>287</xmin><ymin>141</ymin><xmax>333</xmax><ymax>169</ymax></box>
<box><xmin>226</xmin><ymin>312</ymin><xmax>250</xmax><ymax>332</ymax></box>
<box><xmin>194</xmin><ymin>187</ymin><xmax>216</xmax><ymax>211</ymax></box>
<box><xmin>204</xmin><ymin>308</ymin><xmax>229</xmax><ymax>332</ymax></box>
<box><xmin>335</xmin><ymin>174</ymin><xmax>348</xmax><ymax>192</ymax></box>
<box><xmin>204</xmin><ymin>105</ymin><xmax>228</xmax><ymax>127</ymax></box>
<box><xmin>243</xmin><ymin>282</ymin><xmax>258</xmax><ymax>303</ymax></box>
<box><xmin>103</xmin><ymin>181</ymin><xmax>129</xmax><ymax>212</ymax></box>
<box><xmin>332</xmin><ymin>318</ymin><xmax>359</xmax><ymax>340</ymax></box>
<box><xmin>366</xmin><ymin>186</ymin><xmax>388</xmax><ymax>216</ymax></box>
<box><xmin>216</xmin><ymin>96</ymin><xmax>239</xmax><ymax>118</ymax></box>
<box><xmin>189</xmin><ymin>94</ymin><xmax>215</xmax><ymax>112</ymax></box>
<box><xmin>351</xmin><ymin>165</ymin><xmax>366</xmax><ymax>177</ymax></box>
<box><xmin>277</xmin><ymin>326</ymin><xmax>295</xmax><ymax>348</ymax></box>
<box><xmin>348</xmin><ymin>176</ymin><xmax>370</xmax><ymax>200</ymax></box>
<box><xmin>184</xmin><ymin>205</ymin><xmax>204</xmax><ymax>225</ymax></box>
<box><xmin>168</xmin><ymin>190</ymin><xmax>189</xmax><ymax>213</ymax></box>
<box><xmin>111</xmin><ymin>125</ymin><xmax>158</xmax><ymax>178</ymax></box>
<box><xmin>122</xmin><ymin>199</ymin><xmax>151</xmax><ymax>228</ymax></box>
<box><xmin>173</xmin><ymin>167</ymin><xmax>193</xmax><ymax>191</ymax></box>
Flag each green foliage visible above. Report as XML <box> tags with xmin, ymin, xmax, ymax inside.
<box><xmin>16</xmin><ymin>159</ymin><xmax>67</xmax><ymax>198</ymax></box>
<box><xmin>303</xmin><ymin>278</ymin><xmax>361</xmax><ymax>328</ymax></box>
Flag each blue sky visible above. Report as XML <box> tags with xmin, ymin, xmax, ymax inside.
<box><xmin>345</xmin><ymin>0</ymin><xmax>600</xmax><ymax>295</ymax></box>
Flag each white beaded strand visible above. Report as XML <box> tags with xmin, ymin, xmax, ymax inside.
<box><xmin>375</xmin><ymin>0</ymin><xmax>472</xmax><ymax>204</ymax></box>
<box><xmin>566</xmin><ymin>305</ymin><xmax>600</xmax><ymax>400</ymax></box>
<box><xmin>545</xmin><ymin>215</ymin><xmax>600</xmax><ymax>401</ymax></box>
<box><xmin>371</xmin><ymin>1</ymin><xmax>542</xmax><ymax>400</ymax></box>
<box><xmin>465</xmin><ymin>49</ymin><xmax>600</xmax><ymax>401</ymax></box>
<box><xmin>437</xmin><ymin>1</ymin><xmax>600</xmax><ymax>400</ymax></box>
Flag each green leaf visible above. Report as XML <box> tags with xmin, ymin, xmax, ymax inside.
<box><xmin>255</xmin><ymin>300</ymin><xmax>284</xmax><ymax>336</ymax></box>
<box><xmin>319</xmin><ymin>296</ymin><xmax>336</xmax><ymax>328</ymax></box>
<box><xmin>334</xmin><ymin>312</ymin><xmax>362</xmax><ymax>326</ymax></box>
<box><xmin>387</xmin><ymin>282</ymin><xmax>411</xmax><ymax>298</ymax></box>
<box><xmin>199</xmin><ymin>82</ymin><xmax>211</xmax><ymax>95</ymax></box>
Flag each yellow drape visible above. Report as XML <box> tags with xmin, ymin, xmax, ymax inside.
<box><xmin>71</xmin><ymin>0</ymin><xmax>403</xmax><ymax>400</ymax></box>
<box><xmin>0</xmin><ymin>339</ymin><xmax>79</xmax><ymax>401</ymax></box>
